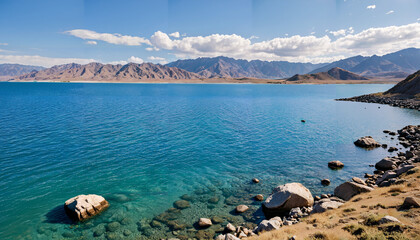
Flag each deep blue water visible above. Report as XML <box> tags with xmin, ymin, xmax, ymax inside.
<box><xmin>0</xmin><ymin>82</ymin><xmax>419</xmax><ymax>239</ymax></box>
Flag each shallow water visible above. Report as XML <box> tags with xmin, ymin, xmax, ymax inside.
<box><xmin>0</xmin><ymin>83</ymin><xmax>419</xmax><ymax>239</ymax></box>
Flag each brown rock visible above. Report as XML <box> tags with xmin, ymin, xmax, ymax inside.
<box><xmin>198</xmin><ymin>218</ymin><xmax>212</xmax><ymax>228</ymax></box>
<box><xmin>64</xmin><ymin>194</ymin><xmax>109</xmax><ymax>221</ymax></box>
<box><xmin>236</xmin><ymin>205</ymin><xmax>249</xmax><ymax>213</ymax></box>
<box><xmin>328</xmin><ymin>161</ymin><xmax>344</xmax><ymax>169</ymax></box>
<box><xmin>254</xmin><ymin>194</ymin><xmax>264</xmax><ymax>201</ymax></box>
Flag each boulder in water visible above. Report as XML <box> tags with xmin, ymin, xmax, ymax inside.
<box><xmin>354</xmin><ymin>136</ymin><xmax>381</xmax><ymax>148</ymax></box>
<box><xmin>64</xmin><ymin>194</ymin><xmax>109</xmax><ymax>221</ymax></box>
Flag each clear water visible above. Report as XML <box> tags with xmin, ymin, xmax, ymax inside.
<box><xmin>0</xmin><ymin>83</ymin><xmax>419</xmax><ymax>240</ymax></box>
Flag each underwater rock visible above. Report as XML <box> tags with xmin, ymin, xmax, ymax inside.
<box><xmin>173</xmin><ymin>200</ymin><xmax>190</xmax><ymax>209</ymax></box>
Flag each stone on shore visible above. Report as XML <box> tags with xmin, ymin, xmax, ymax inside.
<box><xmin>379</xmin><ymin>216</ymin><xmax>400</xmax><ymax>224</ymax></box>
<box><xmin>312</xmin><ymin>199</ymin><xmax>343</xmax><ymax>213</ymax></box>
<box><xmin>64</xmin><ymin>194</ymin><xmax>109</xmax><ymax>221</ymax></box>
<box><xmin>198</xmin><ymin>218</ymin><xmax>212</xmax><ymax>228</ymax></box>
<box><xmin>375</xmin><ymin>158</ymin><xmax>397</xmax><ymax>171</ymax></box>
<box><xmin>354</xmin><ymin>136</ymin><xmax>381</xmax><ymax>148</ymax></box>
<box><xmin>254</xmin><ymin>217</ymin><xmax>282</xmax><ymax>233</ymax></box>
<box><xmin>328</xmin><ymin>160</ymin><xmax>344</xmax><ymax>169</ymax></box>
<box><xmin>352</xmin><ymin>177</ymin><xmax>366</xmax><ymax>185</ymax></box>
<box><xmin>263</xmin><ymin>183</ymin><xmax>314</xmax><ymax>217</ymax></box>
<box><xmin>236</xmin><ymin>205</ymin><xmax>249</xmax><ymax>213</ymax></box>
<box><xmin>334</xmin><ymin>182</ymin><xmax>373</xmax><ymax>201</ymax></box>
<box><xmin>403</xmin><ymin>197</ymin><xmax>420</xmax><ymax>208</ymax></box>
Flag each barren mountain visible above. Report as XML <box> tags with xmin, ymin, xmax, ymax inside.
<box><xmin>0</xmin><ymin>63</ymin><xmax>45</xmax><ymax>76</ymax></box>
<box><xmin>286</xmin><ymin>67</ymin><xmax>368</xmax><ymax>82</ymax></box>
<box><xmin>12</xmin><ymin>62</ymin><xmax>201</xmax><ymax>81</ymax></box>
<box><xmin>166</xmin><ymin>56</ymin><xmax>326</xmax><ymax>79</ymax></box>
<box><xmin>310</xmin><ymin>48</ymin><xmax>420</xmax><ymax>78</ymax></box>
<box><xmin>385</xmin><ymin>70</ymin><xmax>420</xmax><ymax>96</ymax></box>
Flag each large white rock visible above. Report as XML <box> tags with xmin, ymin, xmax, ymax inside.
<box><xmin>263</xmin><ymin>183</ymin><xmax>314</xmax><ymax>217</ymax></box>
<box><xmin>64</xmin><ymin>194</ymin><xmax>109</xmax><ymax>221</ymax></box>
<box><xmin>334</xmin><ymin>182</ymin><xmax>373</xmax><ymax>201</ymax></box>
<box><xmin>254</xmin><ymin>217</ymin><xmax>282</xmax><ymax>233</ymax></box>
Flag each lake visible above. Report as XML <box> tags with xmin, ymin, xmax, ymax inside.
<box><xmin>0</xmin><ymin>82</ymin><xmax>419</xmax><ymax>239</ymax></box>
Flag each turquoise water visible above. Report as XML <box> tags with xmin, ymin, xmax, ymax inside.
<box><xmin>0</xmin><ymin>83</ymin><xmax>419</xmax><ymax>239</ymax></box>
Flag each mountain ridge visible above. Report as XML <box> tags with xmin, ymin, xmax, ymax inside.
<box><xmin>286</xmin><ymin>67</ymin><xmax>368</xmax><ymax>82</ymax></box>
<box><xmin>12</xmin><ymin>62</ymin><xmax>201</xmax><ymax>81</ymax></box>
<box><xmin>166</xmin><ymin>56</ymin><xmax>327</xmax><ymax>79</ymax></box>
<box><xmin>0</xmin><ymin>63</ymin><xmax>45</xmax><ymax>77</ymax></box>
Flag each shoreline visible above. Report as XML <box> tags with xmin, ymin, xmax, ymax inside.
<box><xmin>0</xmin><ymin>78</ymin><xmax>401</xmax><ymax>85</ymax></box>
<box><xmin>337</xmin><ymin>93</ymin><xmax>420</xmax><ymax>111</ymax></box>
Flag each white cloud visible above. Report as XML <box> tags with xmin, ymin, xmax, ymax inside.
<box><xmin>65</xmin><ymin>29</ymin><xmax>151</xmax><ymax>46</ymax></box>
<box><xmin>0</xmin><ymin>43</ymin><xmax>8</xmax><ymax>46</ymax></box>
<box><xmin>417</xmin><ymin>18</ymin><xmax>420</xmax><ymax>21</ymax></box>
<box><xmin>127</xmin><ymin>56</ymin><xmax>144</xmax><ymax>64</ymax></box>
<box><xmin>249</xmin><ymin>35</ymin><xmax>259</xmax><ymax>40</ymax></box>
<box><xmin>86</xmin><ymin>40</ymin><xmax>97</xmax><ymax>45</ymax></box>
<box><xmin>386</xmin><ymin>10</ymin><xmax>394</xmax><ymax>15</ymax></box>
<box><xmin>367</xmin><ymin>5</ymin><xmax>376</xmax><ymax>9</ymax></box>
<box><xmin>310</xmin><ymin>32</ymin><xmax>316</xmax><ymax>35</ymax></box>
<box><xmin>148</xmin><ymin>56</ymin><xmax>168</xmax><ymax>64</ymax></box>
<box><xmin>169</xmin><ymin>32</ymin><xmax>180</xmax><ymax>38</ymax></box>
<box><xmin>329</xmin><ymin>27</ymin><xmax>354</xmax><ymax>37</ymax></box>
<box><xmin>0</xmin><ymin>54</ymin><xmax>96</xmax><ymax>67</ymax></box>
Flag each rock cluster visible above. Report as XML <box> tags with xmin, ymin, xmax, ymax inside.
<box><xmin>337</xmin><ymin>94</ymin><xmax>420</xmax><ymax>111</ymax></box>
<box><xmin>64</xmin><ymin>194</ymin><xmax>109</xmax><ymax>221</ymax></box>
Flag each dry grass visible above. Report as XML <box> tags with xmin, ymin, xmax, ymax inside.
<box><xmin>249</xmin><ymin>164</ymin><xmax>420</xmax><ymax>240</ymax></box>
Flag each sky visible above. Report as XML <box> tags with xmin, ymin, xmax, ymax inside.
<box><xmin>0</xmin><ymin>0</ymin><xmax>419</xmax><ymax>67</ymax></box>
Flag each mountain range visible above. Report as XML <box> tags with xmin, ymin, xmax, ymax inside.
<box><xmin>309</xmin><ymin>48</ymin><xmax>420</xmax><ymax>78</ymax></box>
<box><xmin>2</xmin><ymin>48</ymin><xmax>420</xmax><ymax>81</ymax></box>
<box><xmin>166</xmin><ymin>56</ymin><xmax>326</xmax><ymax>79</ymax></box>
<box><xmin>12</xmin><ymin>62</ymin><xmax>200</xmax><ymax>82</ymax></box>
<box><xmin>0</xmin><ymin>63</ymin><xmax>45</xmax><ymax>76</ymax></box>
<box><xmin>286</xmin><ymin>67</ymin><xmax>368</xmax><ymax>82</ymax></box>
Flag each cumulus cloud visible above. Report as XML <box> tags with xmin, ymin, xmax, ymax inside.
<box><xmin>86</xmin><ymin>40</ymin><xmax>97</xmax><ymax>45</ymax></box>
<box><xmin>0</xmin><ymin>54</ymin><xmax>96</xmax><ymax>67</ymax></box>
<box><xmin>128</xmin><ymin>56</ymin><xmax>144</xmax><ymax>64</ymax></box>
<box><xmin>386</xmin><ymin>10</ymin><xmax>394</xmax><ymax>15</ymax></box>
<box><xmin>367</xmin><ymin>5</ymin><xmax>376</xmax><ymax>9</ymax></box>
<box><xmin>329</xmin><ymin>27</ymin><xmax>354</xmax><ymax>37</ymax></box>
<box><xmin>65</xmin><ymin>29</ymin><xmax>151</xmax><ymax>46</ymax></box>
<box><xmin>169</xmin><ymin>32</ymin><xmax>180</xmax><ymax>38</ymax></box>
<box><xmin>148</xmin><ymin>56</ymin><xmax>167</xmax><ymax>64</ymax></box>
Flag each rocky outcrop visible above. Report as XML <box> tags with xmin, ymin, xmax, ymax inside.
<box><xmin>354</xmin><ymin>136</ymin><xmax>381</xmax><ymax>148</ymax></box>
<box><xmin>334</xmin><ymin>182</ymin><xmax>373</xmax><ymax>201</ymax></box>
<box><xmin>64</xmin><ymin>194</ymin><xmax>109</xmax><ymax>221</ymax></box>
<box><xmin>263</xmin><ymin>183</ymin><xmax>314</xmax><ymax>217</ymax></box>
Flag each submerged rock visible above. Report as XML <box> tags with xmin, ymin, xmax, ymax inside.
<box><xmin>198</xmin><ymin>218</ymin><xmax>212</xmax><ymax>228</ymax></box>
<box><xmin>263</xmin><ymin>183</ymin><xmax>314</xmax><ymax>218</ymax></box>
<box><xmin>173</xmin><ymin>200</ymin><xmax>190</xmax><ymax>209</ymax></box>
<box><xmin>354</xmin><ymin>136</ymin><xmax>381</xmax><ymax>148</ymax></box>
<box><xmin>236</xmin><ymin>205</ymin><xmax>249</xmax><ymax>213</ymax></box>
<box><xmin>254</xmin><ymin>194</ymin><xmax>264</xmax><ymax>201</ymax></box>
<box><xmin>252</xmin><ymin>178</ymin><xmax>260</xmax><ymax>183</ymax></box>
<box><xmin>64</xmin><ymin>194</ymin><xmax>109</xmax><ymax>221</ymax></box>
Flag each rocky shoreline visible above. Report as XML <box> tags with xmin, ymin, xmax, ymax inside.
<box><xmin>58</xmin><ymin>125</ymin><xmax>420</xmax><ymax>240</ymax></box>
<box><xmin>336</xmin><ymin>94</ymin><xmax>420</xmax><ymax>111</ymax></box>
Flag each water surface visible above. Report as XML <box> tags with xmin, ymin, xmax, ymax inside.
<box><xmin>0</xmin><ymin>83</ymin><xmax>419</xmax><ymax>239</ymax></box>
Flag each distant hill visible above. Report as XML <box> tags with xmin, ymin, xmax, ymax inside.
<box><xmin>385</xmin><ymin>70</ymin><xmax>420</xmax><ymax>96</ymax></box>
<box><xmin>166</xmin><ymin>56</ymin><xmax>326</xmax><ymax>79</ymax></box>
<box><xmin>286</xmin><ymin>67</ymin><xmax>368</xmax><ymax>82</ymax></box>
<box><xmin>12</xmin><ymin>62</ymin><xmax>200</xmax><ymax>81</ymax></box>
<box><xmin>310</xmin><ymin>48</ymin><xmax>420</xmax><ymax>78</ymax></box>
<box><xmin>0</xmin><ymin>63</ymin><xmax>45</xmax><ymax>76</ymax></box>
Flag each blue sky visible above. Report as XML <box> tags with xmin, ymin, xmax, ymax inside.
<box><xmin>0</xmin><ymin>0</ymin><xmax>419</xmax><ymax>67</ymax></box>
